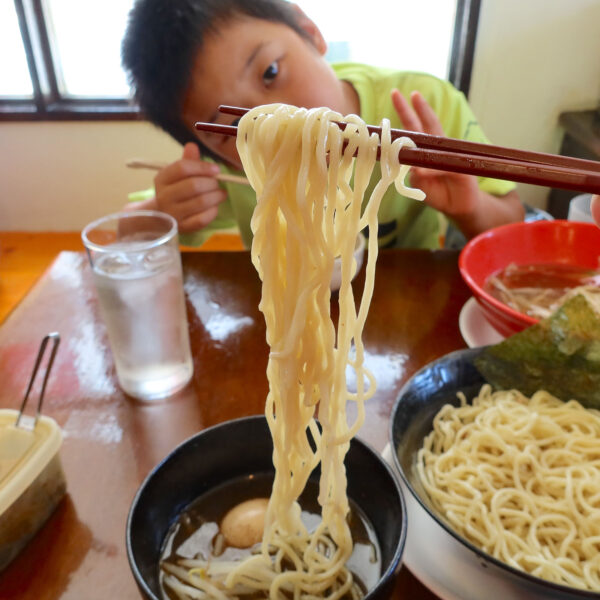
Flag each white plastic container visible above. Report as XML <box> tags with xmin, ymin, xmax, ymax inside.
<box><xmin>0</xmin><ymin>409</ymin><xmax>66</xmax><ymax>571</ymax></box>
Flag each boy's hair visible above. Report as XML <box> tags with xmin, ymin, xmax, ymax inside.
<box><xmin>122</xmin><ymin>0</ymin><xmax>306</xmax><ymax>160</ymax></box>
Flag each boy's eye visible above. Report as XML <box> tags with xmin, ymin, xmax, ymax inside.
<box><xmin>262</xmin><ymin>61</ymin><xmax>279</xmax><ymax>85</ymax></box>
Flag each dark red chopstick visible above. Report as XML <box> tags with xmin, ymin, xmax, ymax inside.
<box><xmin>218</xmin><ymin>105</ymin><xmax>600</xmax><ymax>173</ymax></box>
<box><xmin>194</xmin><ymin>107</ymin><xmax>600</xmax><ymax>194</ymax></box>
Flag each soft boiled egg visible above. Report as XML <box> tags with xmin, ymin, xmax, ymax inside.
<box><xmin>220</xmin><ymin>498</ymin><xmax>269</xmax><ymax>548</ymax></box>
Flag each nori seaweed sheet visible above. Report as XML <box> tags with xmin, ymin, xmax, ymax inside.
<box><xmin>474</xmin><ymin>294</ymin><xmax>600</xmax><ymax>408</ymax></box>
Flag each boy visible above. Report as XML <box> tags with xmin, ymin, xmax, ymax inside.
<box><xmin>122</xmin><ymin>0</ymin><xmax>524</xmax><ymax>249</ymax></box>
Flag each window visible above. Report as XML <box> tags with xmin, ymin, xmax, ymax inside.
<box><xmin>44</xmin><ymin>0</ymin><xmax>132</xmax><ymax>97</ymax></box>
<box><xmin>301</xmin><ymin>0</ymin><xmax>457</xmax><ymax>79</ymax></box>
<box><xmin>0</xmin><ymin>0</ymin><xmax>480</xmax><ymax>121</ymax></box>
<box><xmin>0</xmin><ymin>3</ymin><xmax>33</xmax><ymax>96</ymax></box>
<box><xmin>1</xmin><ymin>0</ymin><xmax>136</xmax><ymax>120</ymax></box>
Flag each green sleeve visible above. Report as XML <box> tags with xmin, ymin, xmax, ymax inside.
<box><xmin>333</xmin><ymin>64</ymin><xmax>516</xmax><ymax>198</ymax></box>
<box><xmin>127</xmin><ymin>187</ymin><xmax>239</xmax><ymax>247</ymax></box>
<box><xmin>127</xmin><ymin>187</ymin><xmax>154</xmax><ymax>203</ymax></box>
<box><xmin>419</xmin><ymin>76</ymin><xmax>516</xmax><ymax>196</ymax></box>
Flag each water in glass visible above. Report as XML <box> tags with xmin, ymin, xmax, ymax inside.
<box><xmin>92</xmin><ymin>245</ymin><xmax>192</xmax><ymax>400</ymax></box>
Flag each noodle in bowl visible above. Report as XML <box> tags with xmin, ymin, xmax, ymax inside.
<box><xmin>126</xmin><ymin>416</ymin><xmax>407</xmax><ymax>600</ymax></box>
<box><xmin>390</xmin><ymin>347</ymin><xmax>600</xmax><ymax>599</ymax></box>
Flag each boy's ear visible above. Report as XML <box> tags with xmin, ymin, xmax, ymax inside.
<box><xmin>290</xmin><ymin>4</ymin><xmax>328</xmax><ymax>55</ymax></box>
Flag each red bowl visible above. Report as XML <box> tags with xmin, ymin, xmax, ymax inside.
<box><xmin>459</xmin><ymin>220</ymin><xmax>600</xmax><ymax>337</ymax></box>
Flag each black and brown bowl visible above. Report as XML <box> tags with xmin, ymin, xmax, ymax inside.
<box><xmin>390</xmin><ymin>347</ymin><xmax>599</xmax><ymax>599</ymax></box>
<box><xmin>127</xmin><ymin>415</ymin><xmax>407</xmax><ymax>599</ymax></box>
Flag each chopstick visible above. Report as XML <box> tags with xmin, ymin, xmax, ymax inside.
<box><xmin>126</xmin><ymin>159</ymin><xmax>250</xmax><ymax>186</ymax></box>
<box><xmin>193</xmin><ymin>106</ymin><xmax>600</xmax><ymax>195</ymax></box>
<box><xmin>218</xmin><ymin>105</ymin><xmax>599</xmax><ymax>171</ymax></box>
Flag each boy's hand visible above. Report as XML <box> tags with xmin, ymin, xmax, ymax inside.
<box><xmin>391</xmin><ymin>89</ymin><xmax>479</xmax><ymax>219</ymax></box>
<box><xmin>153</xmin><ymin>142</ymin><xmax>227</xmax><ymax>233</ymax></box>
<box><xmin>391</xmin><ymin>89</ymin><xmax>524</xmax><ymax>238</ymax></box>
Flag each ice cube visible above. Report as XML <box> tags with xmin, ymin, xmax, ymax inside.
<box><xmin>95</xmin><ymin>252</ymin><xmax>134</xmax><ymax>276</ymax></box>
<box><xmin>142</xmin><ymin>247</ymin><xmax>174</xmax><ymax>273</ymax></box>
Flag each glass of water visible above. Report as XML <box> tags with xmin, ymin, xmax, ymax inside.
<box><xmin>82</xmin><ymin>211</ymin><xmax>193</xmax><ymax>401</ymax></box>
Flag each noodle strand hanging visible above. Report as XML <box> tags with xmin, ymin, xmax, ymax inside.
<box><xmin>162</xmin><ymin>103</ymin><xmax>422</xmax><ymax>599</ymax></box>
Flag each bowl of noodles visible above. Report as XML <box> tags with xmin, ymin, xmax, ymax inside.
<box><xmin>458</xmin><ymin>220</ymin><xmax>600</xmax><ymax>336</ymax></box>
<box><xmin>389</xmin><ymin>347</ymin><xmax>600</xmax><ymax>599</ymax></box>
<box><xmin>127</xmin><ymin>415</ymin><xmax>406</xmax><ymax>600</ymax></box>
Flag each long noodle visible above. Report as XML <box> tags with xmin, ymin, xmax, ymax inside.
<box><xmin>418</xmin><ymin>385</ymin><xmax>600</xmax><ymax>591</ymax></box>
<box><xmin>163</xmin><ymin>104</ymin><xmax>422</xmax><ymax>599</ymax></box>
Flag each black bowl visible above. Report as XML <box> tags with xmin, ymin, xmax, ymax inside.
<box><xmin>390</xmin><ymin>347</ymin><xmax>598</xmax><ymax>599</ymax></box>
<box><xmin>127</xmin><ymin>415</ymin><xmax>406</xmax><ymax>599</ymax></box>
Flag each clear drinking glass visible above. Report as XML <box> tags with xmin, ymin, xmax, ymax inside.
<box><xmin>82</xmin><ymin>211</ymin><xmax>193</xmax><ymax>401</ymax></box>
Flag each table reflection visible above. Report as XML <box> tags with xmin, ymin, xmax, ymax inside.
<box><xmin>0</xmin><ymin>249</ymin><xmax>469</xmax><ymax>599</ymax></box>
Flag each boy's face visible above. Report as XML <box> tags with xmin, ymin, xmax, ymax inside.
<box><xmin>182</xmin><ymin>16</ymin><xmax>359</xmax><ymax>170</ymax></box>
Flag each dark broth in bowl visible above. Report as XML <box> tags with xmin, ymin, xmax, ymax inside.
<box><xmin>160</xmin><ymin>473</ymin><xmax>381</xmax><ymax>599</ymax></box>
<box><xmin>484</xmin><ymin>262</ymin><xmax>600</xmax><ymax>319</ymax></box>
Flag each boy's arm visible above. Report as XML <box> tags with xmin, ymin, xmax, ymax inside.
<box><xmin>443</xmin><ymin>186</ymin><xmax>523</xmax><ymax>240</ymax></box>
<box><xmin>391</xmin><ymin>89</ymin><xmax>524</xmax><ymax>239</ymax></box>
<box><xmin>124</xmin><ymin>143</ymin><xmax>242</xmax><ymax>247</ymax></box>
<box><xmin>153</xmin><ymin>142</ymin><xmax>227</xmax><ymax>232</ymax></box>
<box><xmin>123</xmin><ymin>142</ymin><xmax>227</xmax><ymax>233</ymax></box>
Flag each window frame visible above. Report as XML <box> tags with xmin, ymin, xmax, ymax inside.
<box><xmin>1</xmin><ymin>0</ymin><xmax>137</xmax><ymax>121</ymax></box>
<box><xmin>449</xmin><ymin>0</ymin><xmax>481</xmax><ymax>98</ymax></box>
<box><xmin>0</xmin><ymin>0</ymin><xmax>480</xmax><ymax>122</ymax></box>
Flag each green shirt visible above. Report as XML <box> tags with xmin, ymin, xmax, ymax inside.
<box><xmin>131</xmin><ymin>63</ymin><xmax>516</xmax><ymax>249</ymax></box>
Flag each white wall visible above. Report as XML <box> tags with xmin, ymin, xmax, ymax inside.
<box><xmin>0</xmin><ymin>121</ymin><xmax>179</xmax><ymax>230</ymax></box>
<box><xmin>469</xmin><ymin>0</ymin><xmax>600</xmax><ymax>208</ymax></box>
<box><xmin>1</xmin><ymin>0</ymin><xmax>599</xmax><ymax>230</ymax></box>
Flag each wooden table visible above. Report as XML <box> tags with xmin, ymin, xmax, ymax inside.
<box><xmin>0</xmin><ymin>249</ymin><xmax>471</xmax><ymax>599</ymax></box>
<box><xmin>0</xmin><ymin>231</ymin><xmax>245</xmax><ymax>324</ymax></box>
